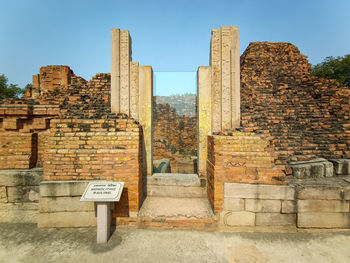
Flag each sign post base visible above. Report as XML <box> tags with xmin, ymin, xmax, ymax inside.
<box><xmin>96</xmin><ymin>202</ymin><xmax>111</xmax><ymax>243</ymax></box>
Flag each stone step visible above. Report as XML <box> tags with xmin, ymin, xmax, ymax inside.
<box><xmin>145</xmin><ymin>173</ymin><xmax>206</xmax><ymax>198</ymax></box>
<box><xmin>138</xmin><ymin>197</ymin><xmax>215</xmax><ymax>224</ymax></box>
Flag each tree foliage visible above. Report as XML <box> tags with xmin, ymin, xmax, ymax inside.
<box><xmin>0</xmin><ymin>74</ymin><xmax>25</xmax><ymax>99</ymax></box>
<box><xmin>311</xmin><ymin>55</ymin><xmax>350</xmax><ymax>88</ymax></box>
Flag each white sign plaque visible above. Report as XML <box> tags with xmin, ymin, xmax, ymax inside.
<box><xmin>80</xmin><ymin>182</ymin><xmax>124</xmax><ymax>202</ymax></box>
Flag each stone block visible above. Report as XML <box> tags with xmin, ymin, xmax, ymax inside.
<box><xmin>245</xmin><ymin>199</ymin><xmax>281</xmax><ymax>213</ymax></box>
<box><xmin>324</xmin><ymin>161</ymin><xmax>334</xmax><ymax>177</ymax></box>
<box><xmin>40</xmin><ymin>180</ymin><xmax>91</xmax><ymax>197</ymax></box>
<box><xmin>38</xmin><ymin>211</ymin><xmax>96</xmax><ymax>228</ymax></box>
<box><xmin>255</xmin><ymin>213</ymin><xmax>296</xmax><ymax>226</ymax></box>
<box><xmin>0</xmin><ymin>187</ymin><xmax>7</xmax><ymax>203</ymax></box>
<box><xmin>282</xmin><ymin>201</ymin><xmax>297</xmax><ymax>213</ymax></box>
<box><xmin>0</xmin><ymin>203</ymin><xmax>38</xmax><ymax>223</ymax></box>
<box><xmin>220</xmin><ymin>211</ymin><xmax>255</xmax><ymax>226</ymax></box>
<box><xmin>297</xmin><ymin>186</ymin><xmax>346</xmax><ymax>200</ymax></box>
<box><xmin>0</xmin><ymin>168</ymin><xmax>43</xmax><ymax>187</ymax></box>
<box><xmin>310</xmin><ymin>163</ymin><xmax>325</xmax><ymax>178</ymax></box>
<box><xmin>290</xmin><ymin>158</ymin><xmax>334</xmax><ymax>178</ymax></box>
<box><xmin>330</xmin><ymin>159</ymin><xmax>350</xmax><ymax>175</ymax></box>
<box><xmin>6</xmin><ymin>186</ymin><xmax>39</xmax><ymax>203</ymax></box>
<box><xmin>298</xmin><ymin>213</ymin><xmax>350</xmax><ymax>228</ymax></box>
<box><xmin>297</xmin><ymin>200</ymin><xmax>349</xmax><ymax>213</ymax></box>
<box><xmin>291</xmin><ymin>164</ymin><xmax>311</xmax><ymax>179</ymax></box>
<box><xmin>39</xmin><ymin>196</ymin><xmax>95</xmax><ymax>213</ymax></box>
<box><xmin>223</xmin><ymin>198</ymin><xmax>244</xmax><ymax>211</ymax></box>
<box><xmin>224</xmin><ymin>183</ymin><xmax>295</xmax><ymax>200</ymax></box>
<box><xmin>6</xmin><ymin>187</ymin><xmax>23</xmax><ymax>202</ymax></box>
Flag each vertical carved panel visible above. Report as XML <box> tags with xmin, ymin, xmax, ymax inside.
<box><xmin>120</xmin><ymin>30</ymin><xmax>130</xmax><ymax>115</ymax></box>
<box><xmin>111</xmin><ymin>28</ymin><xmax>120</xmax><ymax>113</ymax></box>
<box><xmin>221</xmin><ymin>26</ymin><xmax>233</xmax><ymax>130</ymax></box>
<box><xmin>130</xmin><ymin>62</ymin><xmax>139</xmax><ymax>120</ymax></box>
<box><xmin>210</xmin><ymin>28</ymin><xmax>222</xmax><ymax>132</ymax></box>
<box><xmin>231</xmin><ymin>27</ymin><xmax>240</xmax><ymax>128</ymax></box>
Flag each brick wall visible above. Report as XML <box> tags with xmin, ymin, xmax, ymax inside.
<box><xmin>240</xmin><ymin>42</ymin><xmax>350</xmax><ymax>165</ymax></box>
<box><xmin>43</xmin><ymin>118</ymin><xmax>143</xmax><ymax>216</ymax></box>
<box><xmin>207</xmin><ymin>133</ymin><xmax>285</xmax><ymax>212</ymax></box>
<box><xmin>0</xmin><ymin>104</ymin><xmax>59</xmax><ymax>169</ymax></box>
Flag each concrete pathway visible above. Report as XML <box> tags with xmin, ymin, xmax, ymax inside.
<box><xmin>1</xmin><ymin>223</ymin><xmax>350</xmax><ymax>263</ymax></box>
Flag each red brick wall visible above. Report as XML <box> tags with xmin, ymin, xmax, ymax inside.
<box><xmin>207</xmin><ymin>133</ymin><xmax>285</xmax><ymax>212</ymax></box>
<box><xmin>43</xmin><ymin>118</ymin><xmax>143</xmax><ymax>216</ymax></box>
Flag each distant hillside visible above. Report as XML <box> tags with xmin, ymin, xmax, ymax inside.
<box><xmin>155</xmin><ymin>94</ymin><xmax>196</xmax><ymax>117</ymax></box>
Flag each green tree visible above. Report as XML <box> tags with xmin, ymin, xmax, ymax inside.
<box><xmin>311</xmin><ymin>55</ymin><xmax>350</xmax><ymax>88</ymax></box>
<box><xmin>0</xmin><ymin>74</ymin><xmax>25</xmax><ymax>99</ymax></box>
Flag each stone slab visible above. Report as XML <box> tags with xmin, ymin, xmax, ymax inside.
<box><xmin>298</xmin><ymin>212</ymin><xmax>350</xmax><ymax>228</ymax></box>
<box><xmin>245</xmin><ymin>199</ymin><xmax>281</xmax><ymax>213</ymax></box>
<box><xmin>330</xmin><ymin>159</ymin><xmax>350</xmax><ymax>175</ymax></box>
<box><xmin>148</xmin><ymin>173</ymin><xmax>201</xmax><ymax>187</ymax></box>
<box><xmin>147</xmin><ymin>185</ymin><xmax>206</xmax><ymax>198</ymax></box>
<box><xmin>281</xmin><ymin>201</ymin><xmax>297</xmax><ymax>213</ymax></box>
<box><xmin>38</xmin><ymin>211</ymin><xmax>96</xmax><ymax>228</ymax></box>
<box><xmin>220</xmin><ymin>211</ymin><xmax>255</xmax><ymax>226</ymax></box>
<box><xmin>297</xmin><ymin>200</ymin><xmax>349</xmax><ymax>213</ymax></box>
<box><xmin>39</xmin><ymin>196</ymin><xmax>95</xmax><ymax>213</ymax></box>
<box><xmin>297</xmin><ymin>186</ymin><xmax>348</xmax><ymax>200</ymax></box>
<box><xmin>224</xmin><ymin>183</ymin><xmax>295</xmax><ymax>200</ymax></box>
<box><xmin>0</xmin><ymin>168</ymin><xmax>43</xmax><ymax>186</ymax></box>
<box><xmin>223</xmin><ymin>198</ymin><xmax>244</xmax><ymax>211</ymax></box>
<box><xmin>138</xmin><ymin>197</ymin><xmax>214</xmax><ymax>220</ymax></box>
<box><xmin>255</xmin><ymin>213</ymin><xmax>296</xmax><ymax>226</ymax></box>
<box><xmin>40</xmin><ymin>180</ymin><xmax>92</xmax><ymax>197</ymax></box>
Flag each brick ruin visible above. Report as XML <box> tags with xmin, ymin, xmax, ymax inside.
<box><xmin>240</xmin><ymin>42</ymin><xmax>350</xmax><ymax>165</ymax></box>
<box><xmin>153</xmin><ymin>102</ymin><xmax>197</xmax><ymax>173</ymax></box>
<box><xmin>1</xmin><ymin>26</ymin><xmax>350</xmax><ymax>229</ymax></box>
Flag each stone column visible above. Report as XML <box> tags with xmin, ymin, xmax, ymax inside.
<box><xmin>197</xmin><ymin>66</ymin><xmax>212</xmax><ymax>177</ymax></box>
<box><xmin>210</xmin><ymin>26</ymin><xmax>240</xmax><ymax>132</ymax></box>
<box><xmin>111</xmin><ymin>28</ymin><xmax>153</xmax><ymax>177</ymax></box>
<box><xmin>111</xmin><ymin>29</ymin><xmax>131</xmax><ymax>115</ymax></box>
<box><xmin>139</xmin><ymin>66</ymin><xmax>153</xmax><ymax>176</ymax></box>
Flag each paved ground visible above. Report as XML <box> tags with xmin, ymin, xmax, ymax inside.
<box><xmin>1</xmin><ymin>223</ymin><xmax>350</xmax><ymax>263</ymax></box>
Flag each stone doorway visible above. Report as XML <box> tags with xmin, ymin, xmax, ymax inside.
<box><xmin>152</xmin><ymin>71</ymin><xmax>198</xmax><ymax>175</ymax></box>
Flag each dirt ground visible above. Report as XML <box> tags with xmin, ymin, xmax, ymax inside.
<box><xmin>0</xmin><ymin>223</ymin><xmax>350</xmax><ymax>263</ymax></box>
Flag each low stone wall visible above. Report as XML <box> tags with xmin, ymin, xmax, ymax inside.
<box><xmin>297</xmin><ymin>183</ymin><xmax>350</xmax><ymax>228</ymax></box>
<box><xmin>220</xmin><ymin>183</ymin><xmax>296</xmax><ymax>227</ymax></box>
<box><xmin>220</xmin><ymin>181</ymin><xmax>350</xmax><ymax>228</ymax></box>
<box><xmin>38</xmin><ymin>181</ymin><xmax>96</xmax><ymax>228</ymax></box>
<box><xmin>0</xmin><ymin>169</ymin><xmax>42</xmax><ymax>223</ymax></box>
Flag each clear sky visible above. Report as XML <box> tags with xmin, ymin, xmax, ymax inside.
<box><xmin>0</xmin><ymin>0</ymin><xmax>349</xmax><ymax>95</ymax></box>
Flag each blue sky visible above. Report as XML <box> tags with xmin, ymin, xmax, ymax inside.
<box><xmin>0</xmin><ymin>0</ymin><xmax>349</xmax><ymax>95</ymax></box>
